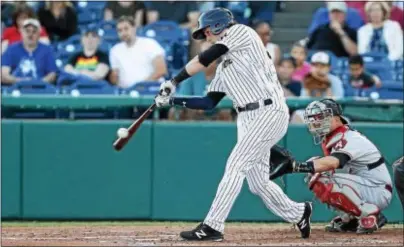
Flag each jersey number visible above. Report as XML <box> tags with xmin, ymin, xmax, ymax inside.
<box><xmin>334</xmin><ymin>139</ymin><xmax>347</xmax><ymax>150</ymax></box>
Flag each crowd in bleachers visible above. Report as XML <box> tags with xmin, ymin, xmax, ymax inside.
<box><xmin>1</xmin><ymin>1</ymin><xmax>403</xmax><ymax>121</ymax></box>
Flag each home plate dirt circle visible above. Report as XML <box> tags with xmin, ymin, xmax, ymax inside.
<box><xmin>2</xmin><ymin>223</ymin><xmax>403</xmax><ymax>246</ymax></box>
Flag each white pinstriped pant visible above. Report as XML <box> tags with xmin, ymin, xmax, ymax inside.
<box><xmin>204</xmin><ymin>104</ymin><xmax>305</xmax><ymax>233</ymax></box>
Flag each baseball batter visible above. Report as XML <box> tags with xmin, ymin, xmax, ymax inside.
<box><xmin>270</xmin><ymin>99</ymin><xmax>393</xmax><ymax>234</ymax></box>
<box><xmin>154</xmin><ymin>8</ymin><xmax>312</xmax><ymax>241</ymax></box>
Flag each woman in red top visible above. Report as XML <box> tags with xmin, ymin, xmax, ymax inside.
<box><xmin>1</xmin><ymin>4</ymin><xmax>49</xmax><ymax>54</ymax></box>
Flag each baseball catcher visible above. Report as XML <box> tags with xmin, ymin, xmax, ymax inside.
<box><xmin>269</xmin><ymin>99</ymin><xmax>392</xmax><ymax>234</ymax></box>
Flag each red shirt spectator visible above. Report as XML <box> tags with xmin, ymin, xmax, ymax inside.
<box><xmin>2</xmin><ymin>25</ymin><xmax>48</xmax><ymax>44</ymax></box>
<box><xmin>1</xmin><ymin>4</ymin><xmax>49</xmax><ymax>54</ymax></box>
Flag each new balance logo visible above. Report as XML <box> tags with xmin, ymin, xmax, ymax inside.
<box><xmin>299</xmin><ymin>219</ymin><xmax>307</xmax><ymax>229</ymax></box>
<box><xmin>195</xmin><ymin>230</ymin><xmax>207</xmax><ymax>239</ymax></box>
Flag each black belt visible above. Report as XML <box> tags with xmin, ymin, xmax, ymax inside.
<box><xmin>367</xmin><ymin>157</ymin><xmax>385</xmax><ymax>170</ymax></box>
<box><xmin>236</xmin><ymin>98</ymin><xmax>273</xmax><ymax>112</ymax></box>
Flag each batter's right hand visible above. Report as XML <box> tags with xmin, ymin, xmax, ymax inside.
<box><xmin>159</xmin><ymin>80</ymin><xmax>176</xmax><ymax>97</ymax></box>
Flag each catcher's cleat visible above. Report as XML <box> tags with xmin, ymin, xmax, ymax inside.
<box><xmin>357</xmin><ymin>215</ymin><xmax>378</xmax><ymax>234</ymax></box>
<box><xmin>180</xmin><ymin>223</ymin><xmax>224</xmax><ymax>241</ymax></box>
<box><xmin>325</xmin><ymin>216</ymin><xmax>358</xmax><ymax>233</ymax></box>
<box><xmin>377</xmin><ymin>213</ymin><xmax>388</xmax><ymax>229</ymax></box>
<box><xmin>296</xmin><ymin>202</ymin><xmax>312</xmax><ymax>239</ymax></box>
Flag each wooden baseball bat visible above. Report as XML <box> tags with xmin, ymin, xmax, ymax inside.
<box><xmin>113</xmin><ymin>103</ymin><xmax>156</xmax><ymax>151</ymax></box>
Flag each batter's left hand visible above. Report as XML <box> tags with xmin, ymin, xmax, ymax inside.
<box><xmin>159</xmin><ymin>80</ymin><xmax>176</xmax><ymax>97</ymax></box>
<box><xmin>155</xmin><ymin>95</ymin><xmax>171</xmax><ymax>108</ymax></box>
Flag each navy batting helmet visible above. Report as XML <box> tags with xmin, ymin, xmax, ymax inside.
<box><xmin>192</xmin><ymin>8</ymin><xmax>235</xmax><ymax>40</ymax></box>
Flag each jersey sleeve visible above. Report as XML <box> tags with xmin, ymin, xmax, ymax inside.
<box><xmin>216</xmin><ymin>25</ymin><xmax>250</xmax><ymax>51</ymax></box>
<box><xmin>207</xmin><ymin>75</ymin><xmax>225</xmax><ymax>93</ymax></box>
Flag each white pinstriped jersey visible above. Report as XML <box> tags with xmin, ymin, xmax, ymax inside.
<box><xmin>207</xmin><ymin>24</ymin><xmax>286</xmax><ymax>111</ymax></box>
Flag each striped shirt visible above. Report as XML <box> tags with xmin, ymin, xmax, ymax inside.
<box><xmin>207</xmin><ymin>24</ymin><xmax>286</xmax><ymax>110</ymax></box>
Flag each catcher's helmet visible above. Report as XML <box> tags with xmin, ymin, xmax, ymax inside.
<box><xmin>304</xmin><ymin>99</ymin><xmax>349</xmax><ymax>144</ymax></box>
<box><xmin>192</xmin><ymin>8</ymin><xmax>235</xmax><ymax>40</ymax></box>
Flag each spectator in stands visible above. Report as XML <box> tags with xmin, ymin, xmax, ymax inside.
<box><xmin>104</xmin><ymin>1</ymin><xmax>147</xmax><ymax>27</ymax></box>
<box><xmin>358</xmin><ymin>1</ymin><xmax>403</xmax><ymax>61</ymax></box>
<box><xmin>348</xmin><ymin>55</ymin><xmax>382</xmax><ymax>89</ymax></box>
<box><xmin>254</xmin><ymin>21</ymin><xmax>281</xmax><ymax>66</ymax></box>
<box><xmin>307</xmin><ymin>1</ymin><xmax>357</xmax><ymax>57</ymax></box>
<box><xmin>62</xmin><ymin>27</ymin><xmax>110</xmax><ymax>83</ymax></box>
<box><xmin>146</xmin><ymin>1</ymin><xmax>199</xmax><ymax>29</ymax></box>
<box><xmin>301</xmin><ymin>51</ymin><xmax>344</xmax><ymax>98</ymax></box>
<box><xmin>37</xmin><ymin>1</ymin><xmax>77</xmax><ymax>42</ymax></box>
<box><xmin>309</xmin><ymin>1</ymin><xmax>364</xmax><ymax>34</ymax></box>
<box><xmin>109</xmin><ymin>16</ymin><xmax>167</xmax><ymax>88</ymax></box>
<box><xmin>1</xmin><ymin>19</ymin><xmax>57</xmax><ymax>84</ymax></box>
<box><xmin>1</xmin><ymin>4</ymin><xmax>49</xmax><ymax>54</ymax></box>
<box><xmin>290</xmin><ymin>43</ymin><xmax>311</xmax><ymax>82</ymax></box>
<box><xmin>168</xmin><ymin>41</ymin><xmax>232</xmax><ymax>121</ymax></box>
<box><xmin>277</xmin><ymin>56</ymin><xmax>302</xmax><ymax>97</ymax></box>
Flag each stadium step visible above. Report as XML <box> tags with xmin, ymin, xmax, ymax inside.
<box><xmin>271</xmin><ymin>28</ymin><xmax>307</xmax><ymax>42</ymax></box>
<box><xmin>272</xmin><ymin>13</ymin><xmax>313</xmax><ymax>29</ymax></box>
<box><xmin>282</xmin><ymin>1</ymin><xmax>324</xmax><ymax>13</ymax></box>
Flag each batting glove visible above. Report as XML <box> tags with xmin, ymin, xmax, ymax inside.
<box><xmin>159</xmin><ymin>80</ymin><xmax>176</xmax><ymax>97</ymax></box>
<box><xmin>155</xmin><ymin>95</ymin><xmax>171</xmax><ymax>108</ymax></box>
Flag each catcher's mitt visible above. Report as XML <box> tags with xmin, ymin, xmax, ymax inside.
<box><xmin>269</xmin><ymin>145</ymin><xmax>295</xmax><ymax>180</ymax></box>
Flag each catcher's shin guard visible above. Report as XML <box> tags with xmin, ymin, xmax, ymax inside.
<box><xmin>308</xmin><ymin>173</ymin><xmax>379</xmax><ymax>218</ymax></box>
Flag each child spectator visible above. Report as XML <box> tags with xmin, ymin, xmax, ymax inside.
<box><xmin>104</xmin><ymin>1</ymin><xmax>147</xmax><ymax>27</ymax></box>
<box><xmin>277</xmin><ymin>57</ymin><xmax>302</xmax><ymax>97</ymax></box>
<box><xmin>349</xmin><ymin>55</ymin><xmax>382</xmax><ymax>89</ymax></box>
<box><xmin>290</xmin><ymin>43</ymin><xmax>311</xmax><ymax>82</ymax></box>
<box><xmin>1</xmin><ymin>4</ymin><xmax>49</xmax><ymax>54</ymax></box>
<box><xmin>60</xmin><ymin>27</ymin><xmax>110</xmax><ymax>85</ymax></box>
<box><xmin>37</xmin><ymin>1</ymin><xmax>77</xmax><ymax>42</ymax></box>
<box><xmin>1</xmin><ymin>19</ymin><xmax>57</xmax><ymax>84</ymax></box>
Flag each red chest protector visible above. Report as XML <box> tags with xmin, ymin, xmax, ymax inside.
<box><xmin>321</xmin><ymin>125</ymin><xmax>349</xmax><ymax>156</ymax></box>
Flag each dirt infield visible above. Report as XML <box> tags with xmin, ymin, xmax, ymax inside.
<box><xmin>1</xmin><ymin>222</ymin><xmax>403</xmax><ymax>246</ymax></box>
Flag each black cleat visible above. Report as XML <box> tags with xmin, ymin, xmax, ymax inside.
<box><xmin>180</xmin><ymin>223</ymin><xmax>224</xmax><ymax>241</ymax></box>
<box><xmin>325</xmin><ymin>216</ymin><xmax>358</xmax><ymax>233</ymax></box>
<box><xmin>296</xmin><ymin>202</ymin><xmax>312</xmax><ymax>239</ymax></box>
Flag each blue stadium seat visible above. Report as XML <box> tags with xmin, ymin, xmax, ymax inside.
<box><xmin>77</xmin><ymin>9</ymin><xmax>102</xmax><ymax>25</ymax></box>
<box><xmin>365</xmin><ymin>61</ymin><xmax>393</xmax><ymax>81</ymax></box>
<box><xmin>8</xmin><ymin>80</ymin><xmax>58</xmax><ymax>94</ymax></box>
<box><xmin>121</xmin><ymin>81</ymin><xmax>161</xmax><ymax>96</ymax></box>
<box><xmin>4</xmin><ymin>81</ymin><xmax>59</xmax><ymax>119</ymax></box>
<box><xmin>141</xmin><ymin>21</ymin><xmax>186</xmax><ymax>44</ymax></box>
<box><xmin>361</xmin><ymin>52</ymin><xmax>389</xmax><ymax>62</ymax></box>
<box><xmin>216</xmin><ymin>1</ymin><xmax>250</xmax><ymax>25</ymax></box>
<box><xmin>61</xmin><ymin>80</ymin><xmax>119</xmax><ymax>119</ymax></box>
<box><xmin>65</xmin><ymin>80</ymin><xmax>118</xmax><ymax>95</ymax></box>
<box><xmin>76</xmin><ymin>0</ymin><xmax>106</xmax><ymax>12</ymax></box>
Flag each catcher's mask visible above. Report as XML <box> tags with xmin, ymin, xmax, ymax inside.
<box><xmin>304</xmin><ymin>99</ymin><xmax>348</xmax><ymax>144</ymax></box>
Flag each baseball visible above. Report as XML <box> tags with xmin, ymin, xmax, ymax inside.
<box><xmin>117</xmin><ymin>128</ymin><xmax>129</xmax><ymax>138</ymax></box>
